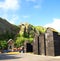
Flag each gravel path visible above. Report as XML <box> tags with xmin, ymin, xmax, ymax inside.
<box><xmin>0</xmin><ymin>53</ymin><xmax>60</xmax><ymax>61</ymax></box>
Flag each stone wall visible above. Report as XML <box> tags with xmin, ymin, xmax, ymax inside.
<box><xmin>45</xmin><ymin>30</ymin><xmax>55</xmax><ymax>56</ymax></box>
<box><xmin>33</xmin><ymin>28</ymin><xmax>60</xmax><ymax>56</ymax></box>
<box><xmin>45</xmin><ymin>29</ymin><xmax>60</xmax><ymax>56</ymax></box>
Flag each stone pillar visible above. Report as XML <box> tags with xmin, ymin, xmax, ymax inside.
<box><xmin>33</xmin><ymin>34</ymin><xmax>39</xmax><ymax>54</ymax></box>
<box><xmin>45</xmin><ymin>32</ymin><xmax>55</xmax><ymax>56</ymax></box>
<box><xmin>39</xmin><ymin>34</ymin><xmax>46</xmax><ymax>55</ymax></box>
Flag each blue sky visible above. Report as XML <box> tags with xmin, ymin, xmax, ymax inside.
<box><xmin>0</xmin><ymin>0</ymin><xmax>60</xmax><ymax>31</ymax></box>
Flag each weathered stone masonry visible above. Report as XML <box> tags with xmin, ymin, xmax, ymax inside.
<box><xmin>33</xmin><ymin>28</ymin><xmax>60</xmax><ymax>56</ymax></box>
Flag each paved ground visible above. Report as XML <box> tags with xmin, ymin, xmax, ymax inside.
<box><xmin>0</xmin><ymin>53</ymin><xmax>60</xmax><ymax>61</ymax></box>
<box><xmin>0</xmin><ymin>53</ymin><xmax>21</xmax><ymax>61</ymax></box>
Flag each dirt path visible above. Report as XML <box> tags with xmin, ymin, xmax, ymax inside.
<box><xmin>19</xmin><ymin>53</ymin><xmax>60</xmax><ymax>61</ymax></box>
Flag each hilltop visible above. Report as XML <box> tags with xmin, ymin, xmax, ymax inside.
<box><xmin>0</xmin><ymin>17</ymin><xmax>20</xmax><ymax>40</ymax></box>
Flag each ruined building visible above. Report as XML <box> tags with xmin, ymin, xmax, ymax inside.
<box><xmin>33</xmin><ymin>27</ymin><xmax>60</xmax><ymax>56</ymax></box>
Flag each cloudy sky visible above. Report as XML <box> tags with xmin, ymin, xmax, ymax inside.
<box><xmin>0</xmin><ymin>0</ymin><xmax>60</xmax><ymax>31</ymax></box>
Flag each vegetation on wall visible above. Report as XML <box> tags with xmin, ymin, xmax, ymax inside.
<box><xmin>15</xmin><ymin>23</ymin><xmax>46</xmax><ymax>47</ymax></box>
<box><xmin>0</xmin><ymin>40</ymin><xmax>7</xmax><ymax>50</ymax></box>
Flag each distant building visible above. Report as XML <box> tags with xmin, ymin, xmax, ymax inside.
<box><xmin>7</xmin><ymin>39</ymin><xmax>14</xmax><ymax>52</ymax></box>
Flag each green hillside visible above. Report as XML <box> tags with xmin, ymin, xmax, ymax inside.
<box><xmin>0</xmin><ymin>17</ymin><xmax>20</xmax><ymax>50</ymax></box>
<box><xmin>0</xmin><ymin>17</ymin><xmax>20</xmax><ymax>40</ymax></box>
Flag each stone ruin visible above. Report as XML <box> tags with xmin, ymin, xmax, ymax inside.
<box><xmin>24</xmin><ymin>27</ymin><xmax>60</xmax><ymax>56</ymax></box>
<box><xmin>33</xmin><ymin>27</ymin><xmax>60</xmax><ymax>56</ymax></box>
<box><xmin>45</xmin><ymin>28</ymin><xmax>60</xmax><ymax>56</ymax></box>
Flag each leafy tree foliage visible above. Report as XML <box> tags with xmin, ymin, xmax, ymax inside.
<box><xmin>0</xmin><ymin>40</ymin><xmax>7</xmax><ymax>50</ymax></box>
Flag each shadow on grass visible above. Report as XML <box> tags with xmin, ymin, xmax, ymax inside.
<box><xmin>0</xmin><ymin>53</ymin><xmax>22</xmax><ymax>60</ymax></box>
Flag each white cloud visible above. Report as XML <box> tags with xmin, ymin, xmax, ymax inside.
<box><xmin>44</xmin><ymin>18</ymin><xmax>60</xmax><ymax>32</ymax></box>
<box><xmin>34</xmin><ymin>5</ymin><xmax>40</xmax><ymax>8</ymax></box>
<box><xmin>0</xmin><ymin>0</ymin><xmax>20</xmax><ymax>24</ymax></box>
<box><xmin>0</xmin><ymin>0</ymin><xmax>20</xmax><ymax>11</ymax></box>
<box><xmin>9</xmin><ymin>15</ymin><xmax>19</xmax><ymax>24</ymax></box>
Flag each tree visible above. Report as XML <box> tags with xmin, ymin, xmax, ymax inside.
<box><xmin>0</xmin><ymin>41</ymin><xmax>7</xmax><ymax>50</ymax></box>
